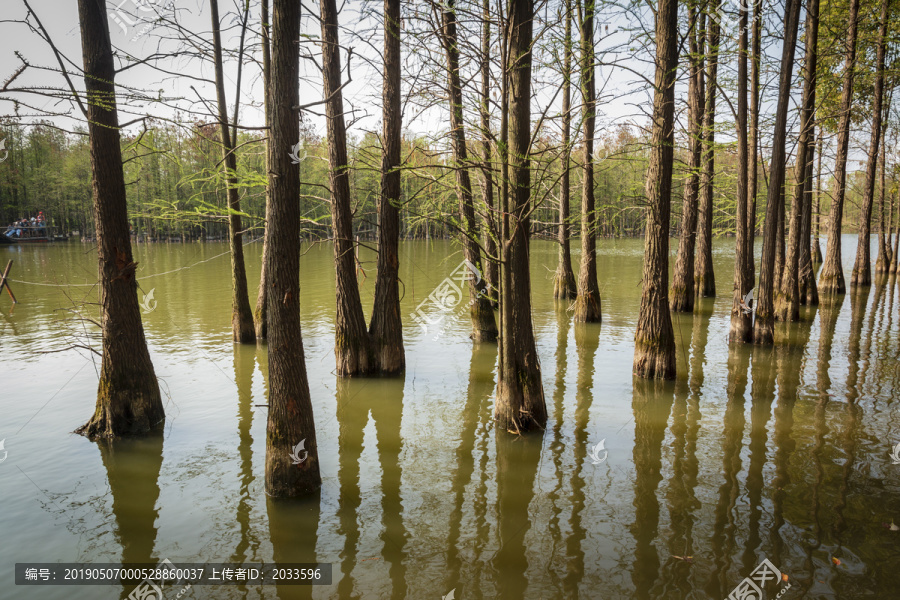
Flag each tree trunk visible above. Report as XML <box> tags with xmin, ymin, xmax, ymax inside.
<box><xmin>777</xmin><ymin>0</ymin><xmax>819</xmax><ymax>321</ymax></box>
<box><xmin>322</xmin><ymin>0</ymin><xmax>375</xmax><ymax>374</ymax></box>
<box><xmin>875</xmin><ymin>123</ymin><xmax>889</xmax><ymax>275</ymax></box>
<box><xmin>573</xmin><ymin>0</ymin><xmax>602</xmax><ymax>322</ymax></box>
<box><xmin>495</xmin><ymin>0</ymin><xmax>547</xmax><ymax>433</ymax></box>
<box><xmin>438</xmin><ymin>0</ymin><xmax>498</xmax><ymax>342</ymax></box>
<box><xmin>800</xmin><ymin>142</ymin><xmax>820</xmax><ymax>306</ymax></box>
<box><xmin>554</xmin><ymin>0</ymin><xmax>577</xmax><ymax>300</ymax></box>
<box><xmin>891</xmin><ymin>190</ymin><xmax>900</xmax><ymax>275</ymax></box>
<box><xmin>776</xmin><ymin>185</ymin><xmax>786</xmax><ymax>274</ymax></box>
<box><xmin>75</xmin><ymin>0</ymin><xmax>164</xmax><ymax>439</ymax></box>
<box><xmin>748</xmin><ymin>0</ymin><xmax>762</xmax><ymax>266</ymax></box>
<box><xmin>369</xmin><ymin>0</ymin><xmax>405</xmax><ymax>374</ymax></box>
<box><xmin>818</xmin><ymin>0</ymin><xmax>861</xmax><ymax>296</ymax></box>
<box><xmin>265</xmin><ymin>0</ymin><xmax>321</xmax><ymax>497</ymax></box>
<box><xmin>210</xmin><ymin>0</ymin><xmax>255</xmax><ymax>344</ymax></box>
<box><xmin>694</xmin><ymin>0</ymin><xmax>719</xmax><ymax>300</ymax></box>
<box><xmin>480</xmin><ymin>0</ymin><xmax>500</xmax><ymax>306</ymax></box>
<box><xmin>729</xmin><ymin>1</ymin><xmax>752</xmax><ymax>343</ymax></box>
<box><xmin>633</xmin><ymin>0</ymin><xmax>677</xmax><ymax>379</ymax></box>
<box><xmin>813</xmin><ymin>130</ymin><xmax>824</xmax><ymax>263</ymax></box>
<box><xmin>254</xmin><ymin>0</ymin><xmax>272</xmax><ymax>340</ymax></box>
<box><xmin>850</xmin><ymin>0</ymin><xmax>889</xmax><ymax>288</ymax></box>
<box><xmin>753</xmin><ymin>0</ymin><xmax>801</xmax><ymax>344</ymax></box>
<box><xmin>671</xmin><ymin>3</ymin><xmax>704</xmax><ymax>313</ymax></box>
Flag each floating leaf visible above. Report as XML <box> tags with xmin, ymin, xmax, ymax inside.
<box><xmin>831</xmin><ymin>557</ymin><xmax>841</xmax><ymax>566</ymax></box>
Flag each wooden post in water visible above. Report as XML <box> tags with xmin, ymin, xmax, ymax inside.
<box><xmin>0</xmin><ymin>260</ymin><xmax>17</xmax><ymax>304</ymax></box>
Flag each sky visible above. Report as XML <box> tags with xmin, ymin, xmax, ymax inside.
<box><xmin>0</xmin><ymin>0</ymin><xmax>650</xmax><ymax>143</ymax></box>
<box><xmin>0</xmin><ymin>0</ymin><xmax>878</xmax><ymax>177</ymax></box>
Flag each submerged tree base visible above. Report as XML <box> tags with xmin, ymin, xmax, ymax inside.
<box><xmin>632</xmin><ymin>336</ymin><xmax>676</xmax><ymax>380</ymax></box>
<box><xmin>470</xmin><ymin>297</ymin><xmax>499</xmax><ymax>342</ymax></box>
<box><xmin>774</xmin><ymin>290</ymin><xmax>800</xmax><ymax>322</ymax></box>
<box><xmin>265</xmin><ymin>437</ymin><xmax>321</xmax><ymax>498</ymax></box>
<box><xmin>812</xmin><ymin>239</ymin><xmax>823</xmax><ymax>263</ymax></box>
<box><xmin>752</xmin><ymin>313</ymin><xmax>775</xmax><ymax>345</ymax></box>
<box><xmin>849</xmin><ymin>266</ymin><xmax>872</xmax><ymax>289</ymax></box>
<box><xmin>573</xmin><ymin>292</ymin><xmax>602</xmax><ymax>323</ymax></box>
<box><xmin>670</xmin><ymin>285</ymin><xmax>694</xmax><ymax>313</ymax></box>
<box><xmin>494</xmin><ymin>377</ymin><xmax>547</xmax><ymax>435</ymax></box>
<box><xmin>233</xmin><ymin>311</ymin><xmax>256</xmax><ymax>344</ymax></box>
<box><xmin>335</xmin><ymin>343</ymin><xmax>376</xmax><ymax>377</ymax></box>
<box><xmin>694</xmin><ymin>273</ymin><xmax>716</xmax><ymax>298</ymax></box>
<box><xmin>818</xmin><ymin>267</ymin><xmax>846</xmax><ymax>296</ymax></box>
<box><xmin>77</xmin><ymin>378</ymin><xmax>165</xmax><ymax>440</ymax></box>
<box><xmin>553</xmin><ymin>269</ymin><xmax>577</xmax><ymax>300</ymax></box>
<box><xmin>371</xmin><ymin>340</ymin><xmax>405</xmax><ymax>376</ymax></box>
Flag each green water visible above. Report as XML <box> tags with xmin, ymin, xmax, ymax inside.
<box><xmin>1</xmin><ymin>236</ymin><xmax>899</xmax><ymax>599</ymax></box>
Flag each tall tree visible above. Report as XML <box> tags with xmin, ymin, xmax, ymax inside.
<box><xmin>749</xmin><ymin>0</ymin><xmax>762</xmax><ymax>255</ymax></box>
<box><xmin>729</xmin><ymin>0</ymin><xmax>752</xmax><ymax>343</ymax></box>
<box><xmin>633</xmin><ymin>0</ymin><xmax>678</xmax><ymax>379</ymax></box>
<box><xmin>265</xmin><ymin>0</ymin><xmax>321</xmax><ymax>497</ymax></box>
<box><xmin>818</xmin><ymin>0</ymin><xmax>862</xmax><ymax>296</ymax></box>
<box><xmin>479</xmin><ymin>0</ymin><xmax>500</xmax><ymax>304</ymax></box>
<box><xmin>851</xmin><ymin>0</ymin><xmax>891</xmax><ymax>288</ymax></box>
<box><xmin>254</xmin><ymin>0</ymin><xmax>272</xmax><ymax>339</ymax></box>
<box><xmin>875</xmin><ymin>112</ymin><xmax>892</xmax><ymax>275</ymax></box>
<box><xmin>694</xmin><ymin>0</ymin><xmax>719</xmax><ymax>300</ymax></box>
<box><xmin>573</xmin><ymin>0</ymin><xmax>602</xmax><ymax>322</ymax></box>
<box><xmin>75</xmin><ymin>0</ymin><xmax>164</xmax><ymax>438</ymax></box>
<box><xmin>209</xmin><ymin>0</ymin><xmax>255</xmax><ymax>343</ymax></box>
<box><xmin>437</xmin><ymin>0</ymin><xmax>498</xmax><ymax>342</ymax></box>
<box><xmin>777</xmin><ymin>0</ymin><xmax>820</xmax><ymax>321</ymax></box>
<box><xmin>322</xmin><ymin>0</ymin><xmax>375</xmax><ymax>373</ymax></box>
<box><xmin>813</xmin><ymin>131</ymin><xmax>824</xmax><ymax>263</ymax></box>
<box><xmin>671</xmin><ymin>2</ymin><xmax>704</xmax><ymax>312</ymax></box>
<box><xmin>369</xmin><ymin>0</ymin><xmax>405</xmax><ymax>374</ymax></box>
<box><xmin>800</xmin><ymin>136</ymin><xmax>820</xmax><ymax>306</ymax></box>
<box><xmin>554</xmin><ymin>0</ymin><xmax>577</xmax><ymax>300</ymax></box>
<box><xmin>495</xmin><ymin>0</ymin><xmax>547</xmax><ymax>432</ymax></box>
<box><xmin>753</xmin><ymin>0</ymin><xmax>801</xmax><ymax>344</ymax></box>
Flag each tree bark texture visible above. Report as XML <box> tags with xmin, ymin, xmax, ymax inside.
<box><xmin>729</xmin><ymin>3</ymin><xmax>752</xmax><ymax>343</ymax></box>
<box><xmin>495</xmin><ymin>0</ymin><xmax>547</xmax><ymax>433</ymax></box>
<box><xmin>753</xmin><ymin>0</ymin><xmax>801</xmax><ymax>344</ymax></box>
<box><xmin>777</xmin><ymin>0</ymin><xmax>819</xmax><ymax>321</ymax></box>
<box><xmin>573</xmin><ymin>0</ymin><xmax>602</xmax><ymax>322</ymax></box>
<box><xmin>254</xmin><ymin>0</ymin><xmax>272</xmax><ymax>340</ymax></box>
<box><xmin>322</xmin><ymin>0</ymin><xmax>376</xmax><ymax>374</ymax></box>
<box><xmin>800</xmin><ymin>141</ymin><xmax>820</xmax><ymax>306</ymax></box>
<box><xmin>75</xmin><ymin>0</ymin><xmax>164</xmax><ymax>439</ymax></box>
<box><xmin>439</xmin><ymin>0</ymin><xmax>498</xmax><ymax>342</ymax></box>
<box><xmin>694</xmin><ymin>0</ymin><xmax>719</xmax><ymax>300</ymax></box>
<box><xmin>818</xmin><ymin>0</ymin><xmax>861</xmax><ymax>296</ymax></box>
<box><xmin>748</xmin><ymin>0</ymin><xmax>762</xmax><ymax>268</ymax></box>
<box><xmin>480</xmin><ymin>0</ymin><xmax>500</xmax><ymax>306</ymax></box>
<box><xmin>813</xmin><ymin>131</ymin><xmax>824</xmax><ymax>263</ymax></box>
<box><xmin>671</xmin><ymin>3</ymin><xmax>704</xmax><ymax>313</ymax></box>
<box><xmin>554</xmin><ymin>0</ymin><xmax>577</xmax><ymax>300</ymax></box>
<box><xmin>265</xmin><ymin>0</ymin><xmax>321</xmax><ymax>497</ymax></box>
<box><xmin>369</xmin><ymin>0</ymin><xmax>406</xmax><ymax>374</ymax></box>
<box><xmin>875</xmin><ymin>126</ymin><xmax>889</xmax><ymax>275</ymax></box>
<box><xmin>892</xmin><ymin>194</ymin><xmax>900</xmax><ymax>275</ymax></box>
<box><xmin>633</xmin><ymin>0</ymin><xmax>678</xmax><ymax>379</ymax></box>
<box><xmin>210</xmin><ymin>0</ymin><xmax>255</xmax><ymax>344</ymax></box>
<box><xmin>850</xmin><ymin>0</ymin><xmax>889</xmax><ymax>288</ymax></box>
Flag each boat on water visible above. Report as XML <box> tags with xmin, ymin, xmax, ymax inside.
<box><xmin>1</xmin><ymin>225</ymin><xmax>64</xmax><ymax>244</ymax></box>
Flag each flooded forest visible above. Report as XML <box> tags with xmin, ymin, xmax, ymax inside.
<box><xmin>1</xmin><ymin>0</ymin><xmax>900</xmax><ymax>598</ymax></box>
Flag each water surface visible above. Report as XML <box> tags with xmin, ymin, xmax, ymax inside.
<box><xmin>1</xmin><ymin>235</ymin><xmax>899</xmax><ymax>599</ymax></box>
